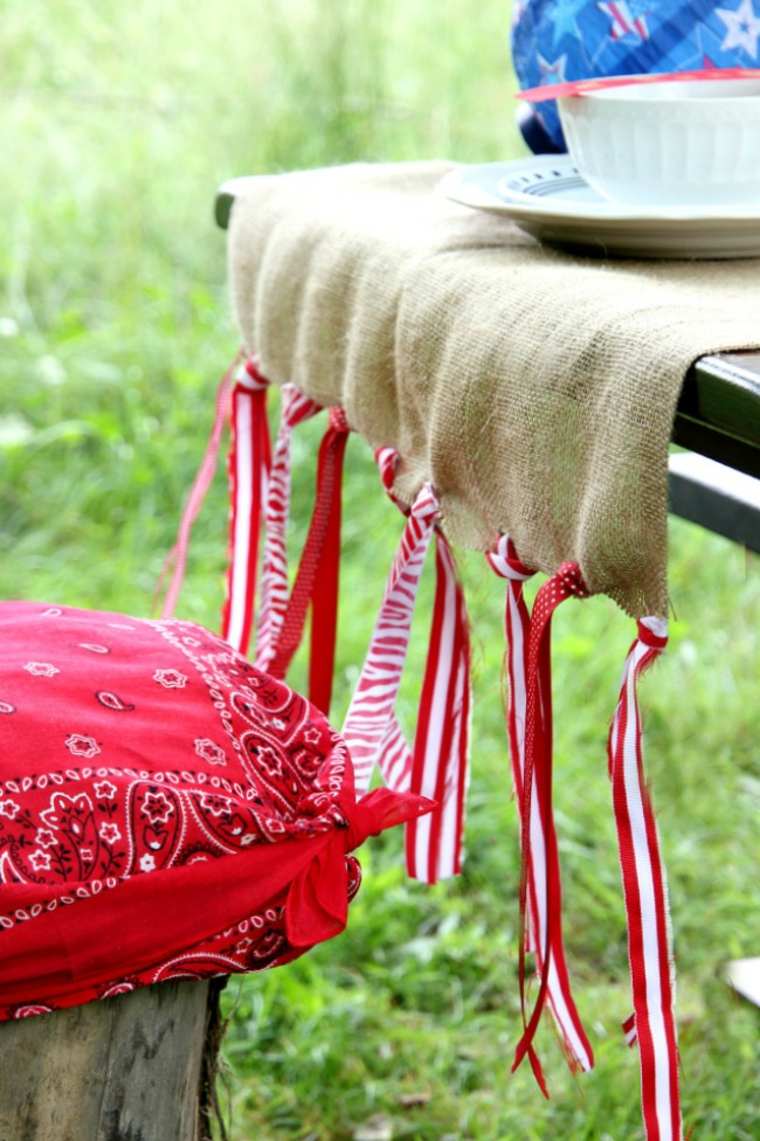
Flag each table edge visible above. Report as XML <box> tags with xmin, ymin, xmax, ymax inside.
<box><xmin>214</xmin><ymin>180</ymin><xmax>760</xmax><ymax>477</ymax></box>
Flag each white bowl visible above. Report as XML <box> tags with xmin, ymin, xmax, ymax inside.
<box><xmin>558</xmin><ymin>78</ymin><xmax>760</xmax><ymax>207</ymax></box>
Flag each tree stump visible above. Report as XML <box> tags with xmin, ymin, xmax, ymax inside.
<box><xmin>0</xmin><ymin>979</ymin><xmax>225</xmax><ymax>1141</ymax></box>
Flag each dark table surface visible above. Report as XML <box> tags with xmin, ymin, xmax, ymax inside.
<box><xmin>674</xmin><ymin>354</ymin><xmax>760</xmax><ymax>478</ymax></box>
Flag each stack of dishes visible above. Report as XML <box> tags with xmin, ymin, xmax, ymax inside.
<box><xmin>441</xmin><ymin>70</ymin><xmax>760</xmax><ymax>259</ymax></box>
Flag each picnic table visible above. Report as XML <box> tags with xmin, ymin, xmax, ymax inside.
<box><xmin>4</xmin><ymin>169</ymin><xmax>757</xmax><ymax>1141</ymax></box>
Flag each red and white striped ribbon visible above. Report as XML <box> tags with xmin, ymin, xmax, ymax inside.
<box><xmin>608</xmin><ymin>616</ymin><xmax>682</xmax><ymax>1141</ymax></box>
<box><xmin>343</xmin><ymin>448</ymin><xmax>471</xmax><ymax>884</ymax></box>
<box><xmin>622</xmin><ymin>1011</ymin><xmax>638</xmax><ymax>1049</ymax></box>
<box><xmin>342</xmin><ymin>474</ymin><xmax>436</xmax><ymax>795</ymax></box>
<box><xmin>254</xmin><ymin>385</ymin><xmax>322</xmax><ymax>673</ymax></box>
<box><xmin>486</xmin><ymin>536</ymin><xmax>594</xmax><ymax>1079</ymax></box>
<box><xmin>221</xmin><ymin>357</ymin><xmax>271</xmax><ymax>655</ymax></box>
<box><xmin>406</xmin><ymin>523</ymin><xmax>471</xmax><ymax>883</ymax></box>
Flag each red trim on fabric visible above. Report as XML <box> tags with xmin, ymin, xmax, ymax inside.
<box><xmin>440</xmin><ymin>538</ymin><xmax>470</xmax><ymax>881</ymax></box>
<box><xmin>244</xmin><ymin>386</ymin><xmax>271</xmax><ymax>655</ymax></box>
<box><xmin>637</xmin><ymin>621</ymin><xmax>668</xmax><ymax>650</ymax></box>
<box><xmin>416</xmin><ymin>540</ymin><xmax>457</xmax><ymax>882</ymax></box>
<box><xmin>341</xmin><ymin>480</ymin><xmax>438</xmax><ymax>799</ymax></box>
<box><xmin>517</xmin><ymin>67</ymin><xmax>760</xmax><ymax>103</ymax></box>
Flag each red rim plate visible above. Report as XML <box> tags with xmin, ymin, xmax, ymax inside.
<box><xmin>517</xmin><ymin>67</ymin><xmax>760</xmax><ymax>103</ymax></box>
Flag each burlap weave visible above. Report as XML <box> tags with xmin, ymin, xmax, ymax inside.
<box><xmin>229</xmin><ymin>162</ymin><xmax>760</xmax><ymax>617</ymax></box>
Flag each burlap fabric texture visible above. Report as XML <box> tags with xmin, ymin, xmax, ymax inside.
<box><xmin>229</xmin><ymin>161</ymin><xmax>760</xmax><ymax>617</ymax></box>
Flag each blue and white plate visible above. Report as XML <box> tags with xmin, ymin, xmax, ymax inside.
<box><xmin>439</xmin><ymin>156</ymin><xmax>760</xmax><ymax>259</ymax></box>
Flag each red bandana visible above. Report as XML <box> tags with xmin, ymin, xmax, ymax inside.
<box><xmin>0</xmin><ymin>602</ymin><xmax>431</xmax><ymax>1020</ymax></box>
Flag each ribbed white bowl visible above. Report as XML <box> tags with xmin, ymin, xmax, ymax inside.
<box><xmin>558</xmin><ymin>78</ymin><xmax>760</xmax><ymax>207</ymax></box>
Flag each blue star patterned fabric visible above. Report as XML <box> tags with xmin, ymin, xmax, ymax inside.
<box><xmin>511</xmin><ymin>1</ymin><xmax>760</xmax><ymax>151</ymax></box>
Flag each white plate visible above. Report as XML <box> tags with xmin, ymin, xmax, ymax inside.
<box><xmin>440</xmin><ymin>156</ymin><xmax>760</xmax><ymax>259</ymax></box>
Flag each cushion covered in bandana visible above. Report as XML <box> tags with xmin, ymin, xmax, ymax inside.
<box><xmin>0</xmin><ymin>602</ymin><xmax>428</xmax><ymax>1020</ymax></box>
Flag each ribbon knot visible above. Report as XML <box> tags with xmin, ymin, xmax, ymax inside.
<box><xmin>374</xmin><ymin>445</ymin><xmax>413</xmax><ymax>514</ymax></box>
<box><xmin>329</xmin><ymin>406</ymin><xmax>351</xmax><ymax>434</ymax></box>
<box><xmin>637</xmin><ymin>615</ymin><xmax>668</xmax><ymax>648</ymax></box>
<box><xmin>375</xmin><ymin>445</ymin><xmax>399</xmax><ymax>491</ymax></box>
<box><xmin>242</xmin><ymin>356</ymin><xmax>270</xmax><ymax>392</ymax></box>
<box><xmin>554</xmin><ymin>560</ymin><xmax>590</xmax><ymax>599</ymax></box>
<box><xmin>486</xmin><ymin>534</ymin><xmax>535</xmax><ymax>582</ymax></box>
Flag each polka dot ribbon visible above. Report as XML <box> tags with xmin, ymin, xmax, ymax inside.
<box><xmin>343</xmin><ymin>448</ymin><xmax>471</xmax><ymax>884</ymax></box>
<box><xmin>486</xmin><ymin>536</ymin><xmax>594</xmax><ymax>1085</ymax></box>
<box><xmin>488</xmin><ymin>539</ymin><xmax>682</xmax><ymax>1139</ymax></box>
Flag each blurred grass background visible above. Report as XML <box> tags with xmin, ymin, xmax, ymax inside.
<box><xmin>1</xmin><ymin>2</ymin><xmax>758</xmax><ymax>1138</ymax></box>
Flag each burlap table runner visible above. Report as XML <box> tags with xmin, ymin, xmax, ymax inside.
<box><xmin>229</xmin><ymin>161</ymin><xmax>760</xmax><ymax>617</ymax></box>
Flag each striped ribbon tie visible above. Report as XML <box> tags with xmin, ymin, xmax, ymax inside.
<box><xmin>609</xmin><ymin>617</ymin><xmax>682</xmax><ymax>1141</ymax></box>
<box><xmin>486</xmin><ymin>536</ymin><xmax>594</xmax><ymax>1086</ymax></box>
<box><xmin>266</xmin><ymin>407</ymin><xmax>350</xmax><ymax>715</ymax></box>
<box><xmin>343</xmin><ymin>447</ymin><xmax>471</xmax><ymax>884</ymax></box>
<box><xmin>221</xmin><ymin>357</ymin><xmax>271</xmax><ymax>655</ymax></box>
<box><xmin>254</xmin><ymin>385</ymin><xmax>323</xmax><ymax>673</ymax></box>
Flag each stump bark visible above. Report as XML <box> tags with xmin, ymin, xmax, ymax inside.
<box><xmin>0</xmin><ymin>979</ymin><xmax>224</xmax><ymax>1141</ymax></box>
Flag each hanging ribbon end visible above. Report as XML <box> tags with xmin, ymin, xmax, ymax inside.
<box><xmin>511</xmin><ymin>1044</ymin><xmax>550</xmax><ymax>1100</ymax></box>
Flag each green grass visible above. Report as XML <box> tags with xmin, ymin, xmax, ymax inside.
<box><xmin>1</xmin><ymin>2</ymin><xmax>758</xmax><ymax>1138</ymax></box>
